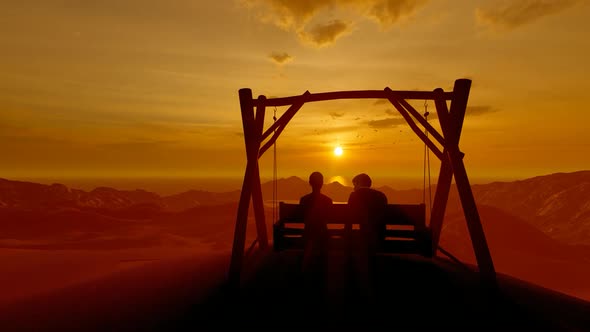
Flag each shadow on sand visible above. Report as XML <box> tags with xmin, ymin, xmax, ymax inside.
<box><xmin>2</xmin><ymin>251</ymin><xmax>589</xmax><ymax>331</ymax></box>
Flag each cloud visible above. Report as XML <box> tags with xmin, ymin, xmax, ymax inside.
<box><xmin>476</xmin><ymin>0</ymin><xmax>580</xmax><ymax>30</ymax></box>
<box><xmin>466</xmin><ymin>105</ymin><xmax>498</xmax><ymax>116</ymax></box>
<box><xmin>367</xmin><ymin>117</ymin><xmax>407</xmax><ymax>129</ymax></box>
<box><xmin>298</xmin><ymin>20</ymin><xmax>353</xmax><ymax>47</ymax></box>
<box><xmin>374</xmin><ymin>99</ymin><xmax>389</xmax><ymax>106</ymax></box>
<box><xmin>329</xmin><ymin>112</ymin><xmax>345</xmax><ymax>119</ymax></box>
<box><xmin>243</xmin><ymin>0</ymin><xmax>429</xmax><ymax>47</ymax></box>
<box><xmin>269</xmin><ymin>52</ymin><xmax>294</xmax><ymax>64</ymax></box>
<box><xmin>366</xmin><ymin>0</ymin><xmax>428</xmax><ymax>27</ymax></box>
<box><xmin>309</xmin><ymin>125</ymin><xmax>358</xmax><ymax>136</ymax></box>
<box><xmin>365</xmin><ymin>105</ymin><xmax>496</xmax><ymax>130</ymax></box>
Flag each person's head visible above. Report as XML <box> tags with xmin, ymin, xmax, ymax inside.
<box><xmin>352</xmin><ymin>173</ymin><xmax>372</xmax><ymax>190</ymax></box>
<box><xmin>309</xmin><ymin>171</ymin><xmax>324</xmax><ymax>192</ymax></box>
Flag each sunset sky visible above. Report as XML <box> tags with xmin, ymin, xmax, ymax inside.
<box><xmin>1</xmin><ymin>0</ymin><xmax>589</xmax><ymax>189</ymax></box>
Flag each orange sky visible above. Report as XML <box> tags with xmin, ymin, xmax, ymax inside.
<box><xmin>1</xmin><ymin>0</ymin><xmax>589</xmax><ymax>186</ymax></box>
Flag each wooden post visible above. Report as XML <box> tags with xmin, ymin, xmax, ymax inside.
<box><xmin>445</xmin><ymin>79</ymin><xmax>496</xmax><ymax>283</ymax></box>
<box><xmin>252</xmin><ymin>96</ymin><xmax>268</xmax><ymax>250</ymax></box>
<box><xmin>229</xmin><ymin>88</ymin><xmax>258</xmax><ymax>287</ymax></box>
<box><xmin>430</xmin><ymin>88</ymin><xmax>453</xmax><ymax>253</ymax></box>
<box><xmin>429</xmin><ymin>154</ymin><xmax>453</xmax><ymax>253</ymax></box>
<box><xmin>450</xmin><ymin>150</ymin><xmax>496</xmax><ymax>283</ymax></box>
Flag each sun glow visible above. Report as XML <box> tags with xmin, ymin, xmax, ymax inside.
<box><xmin>334</xmin><ymin>146</ymin><xmax>343</xmax><ymax>157</ymax></box>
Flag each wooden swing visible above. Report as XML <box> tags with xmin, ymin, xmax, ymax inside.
<box><xmin>229</xmin><ymin>79</ymin><xmax>496</xmax><ymax>287</ymax></box>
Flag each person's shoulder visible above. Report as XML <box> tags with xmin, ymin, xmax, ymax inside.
<box><xmin>321</xmin><ymin>193</ymin><xmax>333</xmax><ymax>204</ymax></box>
<box><xmin>374</xmin><ymin>189</ymin><xmax>387</xmax><ymax>202</ymax></box>
<box><xmin>300</xmin><ymin>193</ymin><xmax>313</xmax><ymax>204</ymax></box>
<box><xmin>347</xmin><ymin>190</ymin><xmax>359</xmax><ymax>202</ymax></box>
<box><xmin>366</xmin><ymin>188</ymin><xmax>386</xmax><ymax>200</ymax></box>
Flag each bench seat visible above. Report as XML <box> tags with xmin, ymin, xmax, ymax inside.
<box><xmin>273</xmin><ymin>202</ymin><xmax>433</xmax><ymax>257</ymax></box>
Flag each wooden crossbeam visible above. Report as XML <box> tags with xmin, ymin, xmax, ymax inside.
<box><xmin>254</xmin><ymin>90</ymin><xmax>454</xmax><ymax>107</ymax></box>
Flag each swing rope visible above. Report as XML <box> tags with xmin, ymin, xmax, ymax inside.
<box><xmin>272</xmin><ymin>107</ymin><xmax>278</xmax><ymax>225</ymax></box>
<box><xmin>422</xmin><ymin>100</ymin><xmax>433</xmax><ymax>217</ymax></box>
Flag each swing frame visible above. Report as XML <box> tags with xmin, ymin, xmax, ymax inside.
<box><xmin>229</xmin><ymin>79</ymin><xmax>496</xmax><ymax>287</ymax></box>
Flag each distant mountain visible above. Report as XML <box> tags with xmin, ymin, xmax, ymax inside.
<box><xmin>439</xmin><ymin>204</ymin><xmax>590</xmax><ymax>298</ymax></box>
<box><xmin>0</xmin><ymin>178</ymin><xmax>238</xmax><ymax>212</ymax></box>
<box><xmin>0</xmin><ymin>178</ymin><xmax>161</xmax><ymax>211</ymax></box>
<box><xmin>471</xmin><ymin>171</ymin><xmax>590</xmax><ymax>245</ymax></box>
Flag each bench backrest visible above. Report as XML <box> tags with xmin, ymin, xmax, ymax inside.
<box><xmin>278</xmin><ymin>202</ymin><xmax>425</xmax><ymax>229</ymax></box>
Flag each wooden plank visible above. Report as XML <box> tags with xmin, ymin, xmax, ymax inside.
<box><xmin>253</xmin><ymin>90</ymin><xmax>454</xmax><ymax>107</ymax></box>
<box><xmin>278</xmin><ymin>202</ymin><xmax>303</xmax><ymax>221</ymax></box>
<box><xmin>278</xmin><ymin>203</ymin><xmax>425</xmax><ymax>226</ymax></box>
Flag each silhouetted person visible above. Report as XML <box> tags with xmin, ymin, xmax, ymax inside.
<box><xmin>346</xmin><ymin>173</ymin><xmax>388</xmax><ymax>301</ymax></box>
<box><xmin>300</xmin><ymin>171</ymin><xmax>333</xmax><ymax>277</ymax></box>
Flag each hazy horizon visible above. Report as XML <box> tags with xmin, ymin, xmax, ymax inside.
<box><xmin>4</xmin><ymin>170</ymin><xmax>578</xmax><ymax>196</ymax></box>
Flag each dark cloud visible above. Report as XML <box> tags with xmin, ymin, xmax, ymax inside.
<box><xmin>244</xmin><ymin>0</ymin><xmax>429</xmax><ymax>46</ymax></box>
<box><xmin>329</xmin><ymin>112</ymin><xmax>345</xmax><ymax>119</ymax></box>
<box><xmin>100</xmin><ymin>139</ymin><xmax>179</xmax><ymax>150</ymax></box>
<box><xmin>367</xmin><ymin>117</ymin><xmax>406</xmax><ymax>129</ymax></box>
<box><xmin>364</xmin><ymin>105</ymin><xmax>497</xmax><ymax>131</ymax></box>
<box><xmin>269</xmin><ymin>52</ymin><xmax>293</xmax><ymax>64</ymax></box>
<box><xmin>310</xmin><ymin>125</ymin><xmax>358</xmax><ymax>136</ymax></box>
<box><xmin>299</xmin><ymin>20</ymin><xmax>352</xmax><ymax>46</ymax></box>
<box><xmin>374</xmin><ymin>99</ymin><xmax>389</xmax><ymax>106</ymax></box>
<box><xmin>476</xmin><ymin>0</ymin><xmax>580</xmax><ymax>29</ymax></box>
<box><xmin>466</xmin><ymin>105</ymin><xmax>498</xmax><ymax>116</ymax></box>
<box><xmin>367</xmin><ymin>0</ymin><xmax>428</xmax><ymax>27</ymax></box>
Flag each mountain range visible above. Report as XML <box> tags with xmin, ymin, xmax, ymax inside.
<box><xmin>1</xmin><ymin>171</ymin><xmax>589</xmax><ymax>246</ymax></box>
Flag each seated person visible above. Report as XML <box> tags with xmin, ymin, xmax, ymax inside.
<box><xmin>347</xmin><ymin>173</ymin><xmax>388</xmax><ymax>252</ymax></box>
<box><xmin>346</xmin><ymin>173</ymin><xmax>388</xmax><ymax>300</ymax></box>
<box><xmin>299</xmin><ymin>171</ymin><xmax>333</xmax><ymax>273</ymax></box>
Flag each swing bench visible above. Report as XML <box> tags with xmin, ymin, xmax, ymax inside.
<box><xmin>273</xmin><ymin>202</ymin><xmax>433</xmax><ymax>257</ymax></box>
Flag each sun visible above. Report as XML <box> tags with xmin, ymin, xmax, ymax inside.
<box><xmin>334</xmin><ymin>146</ymin><xmax>343</xmax><ymax>157</ymax></box>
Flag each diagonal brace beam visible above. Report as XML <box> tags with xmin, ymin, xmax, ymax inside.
<box><xmin>385</xmin><ymin>88</ymin><xmax>443</xmax><ymax>160</ymax></box>
<box><xmin>396</xmin><ymin>98</ymin><xmax>445</xmax><ymax>146</ymax></box>
<box><xmin>259</xmin><ymin>91</ymin><xmax>310</xmax><ymax>158</ymax></box>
